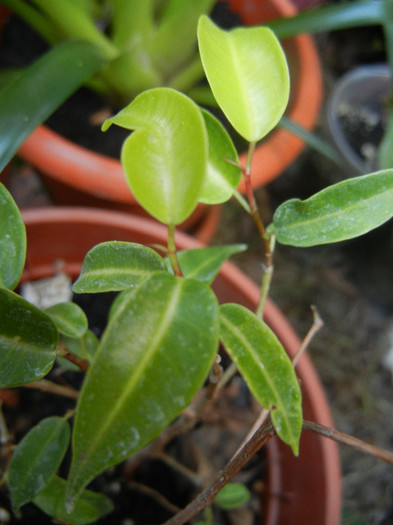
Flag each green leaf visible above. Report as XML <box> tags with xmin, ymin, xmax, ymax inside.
<box><xmin>0</xmin><ymin>288</ymin><xmax>58</xmax><ymax>387</ymax></box>
<box><xmin>45</xmin><ymin>302</ymin><xmax>88</xmax><ymax>338</ymax></box>
<box><xmin>199</xmin><ymin>109</ymin><xmax>242</xmax><ymax>204</ymax></box>
<box><xmin>0</xmin><ymin>184</ymin><xmax>26</xmax><ymax>290</ymax></box>
<box><xmin>66</xmin><ymin>271</ymin><xmax>219</xmax><ymax>508</ymax></box>
<box><xmin>0</xmin><ymin>41</ymin><xmax>108</xmax><ymax>172</ymax></box>
<box><xmin>219</xmin><ymin>304</ymin><xmax>302</xmax><ymax>454</ymax></box>
<box><xmin>272</xmin><ymin>170</ymin><xmax>393</xmax><ymax>247</ymax></box>
<box><xmin>9</xmin><ymin>417</ymin><xmax>70</xmax><ymax>510</ymax></box>
<box><xmin>198</xmin><ymin>16</ymin><xmax>289</xmax><ymax>142</ymax></box>
<box><xmin>215</xmin><ymin>482</ymin><xmax>251</xmax><ymax>510</ymax></box>
<box><xmin>102</xmin><ymin>88</ymin><xmax>208</xmax><ymax>225</ymax></box>
<box><xmin>72</xmin><ymin>241</ymin><xmax>166</xmax><ymax>293</ymax></box>
<box><xmin>34</xmin><ymin>476</ymin><xmax>114</xmax><ymax>525</ymax></box>
<box><xmin>177</xmin><ymin>244</ymin><xmax>247</xmax><ymax>283</ymax></box>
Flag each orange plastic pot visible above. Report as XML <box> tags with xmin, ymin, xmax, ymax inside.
<box><xmin>13</xmin><ymin>0</ymin><xmax>321</xmax><ymax>210</ymax></box>
<box><xmin>21</xmin><ymin>207</ymin><xmax>341</xmax><ymax>525</ymax></box>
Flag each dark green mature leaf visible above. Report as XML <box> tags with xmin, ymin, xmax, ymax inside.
<box><xmin>0</xmin><ymin>288</ymin><xmax>58</xmax><ymax>387</ymax></box>
<box><xmin>34</xmin><ymin>476</ymin><xmax>114</xmax><ymax>525</ymax></box>
<box><xmin>0</xmin><ymin>41</ymin><xmax>107</xmax><ymax>172</ymax></box>
<box><xmin>102</xmin><ymin>88</ymin><xmax>208</xmax><ymax>225</ymax></box>
<box><xmin>72</xmin><ymin>241</ymin><xmax>166</xmax><ymax>293</ymax></box>
<box><xmin>45</xmin><ymin>302</ymin><xmax>88</xmax><ymax>338</ymax></box>
<box><xmin>66</xmin><ymin>271</ymin><xmax>219</xmax><ymax>508</ymax></box>
<box><xmin>0</xmin><ymin>184</ymin><xmax>26</xmax><ymax>290</ymax></box>
<box><xmin>220</xmin><ymin>304</ymin><xmax>302</xmax><ymax>454</ymax></box>
<box><xmin>272</xmin><ymin>170</ymin><xmax>393</xmax><ymax>247</ymax></box>
<box><xmin>177</xmin><ymin>244</ymin><xmax>247</xmax><ymax>283</ymax></box>
<box><xmin>9</xmin><ymin>417</ymin><xmax>70</xmax><ymax>510</ymax></box>
<box><xmin>199</xmin><ymin>109</ymin><xmax>242</xmax><ymax>204</ymax></box>
<box><xmin>198</xmin><ymin>16</ymin><xmax>289</xmax><ymax>142</ymax></box>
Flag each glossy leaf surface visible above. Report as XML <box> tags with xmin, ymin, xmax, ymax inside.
<box><xmin>72</xmin><ymin>241</ymin><xmax>166</xmax><ymax>293</ymax></box>
<box><xmin>0</xmin><ymin>41</ymin><xmax>107</xmax><ymax>172</ymax></box>
<box><xmin>34</xmin><ymin>476</ymin><xmax>114</xmax><ymax>525</ymax></box>
<box><xmin>199</xmin><ymin>109</ymin><xmax>242</xmax><ymax>204</ymax></box>
<box><xmin>272</xmin><ymin>170</ymin><xmax>393</xmax><ymax>247</ymax></box>
<box><xmin>45</xmin><ymin>302</ymin><xmax>88</xmax><ymax>338</ymax></box>
<box><xmin>177</xmin><ymin>244</ymin><xmax>247</xmax><ymax>283</ymax></box>
<box><xmin>0</xmin><ymin>184</ymin><xmax>26</xmax><ymax>290</ymax></box>
<box><xmin>66</xmin><ymin>272</ymin><xmax>219</xmax><ymax>507</ymax></box>
<box><xmin>198</xmin><ymin>16</ymin><xmax>289</xmax><ymax>142</ymax></box>
<box><xmin>9</xmin><ymin>417</ymin><xmax>70</xmax><ymax>510</ymax></box>
<box><xmin>0</xmin><ymin>288</ymin><xmax>58</xmax><ymax>387</ymax></box>
<box><xmin>220</xmin><ymin>304</ymin><xmax>302</xmax><ymax>454</ymax></box>
<box><xmin>102</xmin><ymin>88</ymin><xmax>208</xmax><ymax>225</ymax></box>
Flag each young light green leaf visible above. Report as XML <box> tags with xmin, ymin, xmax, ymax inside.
<box><xmin>177</xmin><ymin>244</ymin><xmax>247</xmax><ymax>283</ymax></box>
<box><xmin>34</xmin><ymin>476</ymin><xmax>114</xmax><ymax>525</ymax></box>
<box><xmin>198</xmin><ymin>16</ymin><xmax>289</xmax><ymax>142</ymax></box>
<box><xmin>102</xmin><ymin>88</ymin><xmax>208</xmax><ymax>225</ymax></box>
<box><xmin>0</xmin><ymin>184</ymin><xmax>26</xmax><ymax>290</ymax></box>
<box><xmin>215</xmin><ymin>482</ymin><xmax>251</xmax><ymax>510</ymax></box>
<box><xmin>272</xmin><ymin>169</ymin><xmax>393</xmax><ymax>247</ymax></box>
<box><xmin>0</xmin><ymin>288</ymin><xmax>58</xmax><ymax>387</ymax></box>
<box><xmin>199</xmin><ymin>109</ymin><xmax>242</xmax><ymax>204</ymax></box>
<box><xmin>45</xmin><ymin>302</ymin><xmax>88</xmax><ymax>338</ymax></box>
<box><xmin>9</xmin><ymin>417</ymin><xmax>70</xmax><ymax>510</ymax></box>
<box><xmin>220</xmin><ymin>303</ymin><xmax>302</xmax><ymax>455</ymax></box>
<box><xmin>72</xmin><ymin>241</ymin><xmax>166</xmax><ymax>293</ymax></box>
<box><xmin>66</xmin><ymin>271</ymin><xmax>219</xmax><ymax>508</ymax></box>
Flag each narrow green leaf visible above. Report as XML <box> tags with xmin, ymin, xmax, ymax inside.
<box><xmin>177</xmin><ymin>244</ymin><xmax>247</xmax><ymax>283</ymax></box>
<box><xmin>272</xmin><ymin>169</ymin><xmax>393</xmax><ymax>247</ymax></box>
<box><xmin>9</xmin><ymin>417</ymin><xmax>70</xmax><ymax>510</ymax></box>
<box><xmin>0</xmin><ymin>184</ymin><xmax>26</xmax><ymax>290</ymax></box>
<box><xmin>102</xmin><ymin>88</ymin><xmax>208</xmax><ymax>225</ymax></box>
<box><xmin>219</xmin><ymin>304</ymin><xmax>302</xmax><ymax>454</ymax></box>
<box><xmin>72</xmin><ymin>241</ymin><xmax>166</xmax><ymax>293</ymax></box>
<box><xmin>0</xmin><ymin>41</ymin><xmax>108</xmax><ymax>172</ymax></box>
<box><xmin>198</xmin><ymin>16</ymin><xmax>289</xmax><ymax>142</ymax></box>
<box><xmin>34</xmin><ymin>476</ymin><xmax>114</xmax><ymax>525</ymax></box>
<box><xmin>45</xmin><ymin>302</ymin><xmax>88</xmax><ymax>338</ymax></box>
<box><xmin>0</xmin><ymin>288</ymin><xmax>58</xmax><ymax>387</ymax></box>
<box><xmin>66</xmin><ymin>271</ymin><xmax>219</xmax><ymax>508</ymax></box>
<box><xmin>199</xmin><ymin>109</ymin><xmax>242</xmax><ymax>204</ymax></box>
<box><xmin>215</xmin><ymin>482</ymin><xmax>250</xmax><ymax>510</ymax></box>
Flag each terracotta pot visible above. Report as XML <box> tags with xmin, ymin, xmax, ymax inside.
<box><xmin>10</xmin><ymin>0</ymin><xmax>322</xmax><ymax>210</ymax></box>
<box><xmin>21</xmin><ymin>207</ymin><xmax>341</xmax><ymax>525</ymax></box>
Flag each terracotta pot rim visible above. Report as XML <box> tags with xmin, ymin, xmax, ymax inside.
<box><xmin>21</xmin><ymin>206</ymin><xmax>342</xmax><ymax>525</ymax></box>
<box><xmin>16</xmin><ymin>0</ymin><xmax>322</xmax><ymax>202</ymax></box>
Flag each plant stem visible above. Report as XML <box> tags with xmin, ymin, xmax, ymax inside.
<box><xmin>303</xmin><ymin>420</ymin><xmax>393</xmax><ymax>465</ymax></box>
<box><xmin>23</xmin><ymin>379</ymin><xmax>79</xmax><ymax>400</ymax></box>
<box><xmin>167</xmin><ymin>224</ymin><xmax>183</xmax><ymax>277</ymax></box>
<box><xmin>57</xmin><ymin>344</ymin><xmax>90</xmax><ymax>372</ymax></box>
<box><xmin>161</xmin><ymin>417</ymin><xmax>276</xmax><ymax>525</ymax></box>
<box><xmin>292</xmin><ymin>305</ymin><xmax>323</xmax><ymax>367</ymax></box>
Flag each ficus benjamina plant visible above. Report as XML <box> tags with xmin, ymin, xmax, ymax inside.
<box><xmin>1</xmin><ymin>15</ymin><xmax>393</xmax><ymax>525</ymax></box>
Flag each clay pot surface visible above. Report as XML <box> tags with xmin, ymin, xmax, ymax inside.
<box><xmin>21</xmin><ymin>207</ymin><xmax>341</xmax><ymax>525</ymax></box>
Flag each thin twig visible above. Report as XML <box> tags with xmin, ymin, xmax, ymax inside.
<box><xmin>23</xmin><ymin>379</ymin><xmax>78</xmax><ymax>400</ymax></box>
<box><xmin>161</xmin><ymin>417</ymin><xmax>276</xmax><ymax>525</ymax></box>
<box><xmin>128</xmin><ymin>480</ymin><xmax>181</xmax><ymax>514</ymax></box>
<box><xmin>303</xmin><ymin>420</ymin><xmax>393</xmax><ymax>465</ymax></box>
<box><xmin>292</xmin><ymin>305</ymin><xmax>323</xmax><ymax>367</ymax></box>
<box><xmin>57</xmin><ymin>344</ymin><xmax>90</xmax><ymax>372</ymax></box>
